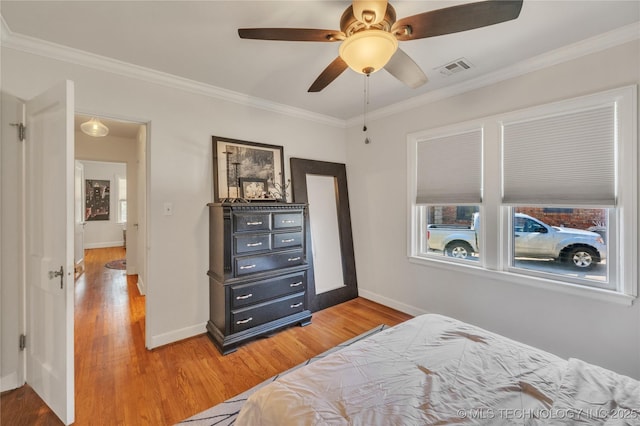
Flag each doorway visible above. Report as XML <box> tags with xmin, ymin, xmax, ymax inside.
<box><xmin>73</xmin><ymin>113</ymin><xmax>149</xmax><ymax>408</ymax></box>
<box><xmin>74</xmin><ymin>113</ymin><xmax>147</xmax><ymax>293</ymax></box>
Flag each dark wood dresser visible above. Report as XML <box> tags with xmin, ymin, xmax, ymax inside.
<box><xmin>206</xmin><ymin>202</ymin><xmax>312</xmax><ymax>354</ymax></box>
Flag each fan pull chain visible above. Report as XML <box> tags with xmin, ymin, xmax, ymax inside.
<box><xmin>363</xmin><ymin>73</ymin><xmax>370</xmax><ymax>144</ymax></box>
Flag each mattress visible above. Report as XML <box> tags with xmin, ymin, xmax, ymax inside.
<box><xmin>236</xmin><ymin>314</ymin><xmax>640</xmax><ymax>425</ymax></box>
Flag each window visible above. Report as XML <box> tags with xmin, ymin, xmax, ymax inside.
<box><xmin>501</xmin><ymin>91</ymin><xmax>622</xmax><ymax>289</ymax></box>
<box><xmin>117</xmin><ymin>175</ymin><xmax>127</xmax><ymax>224</ymax></box>
<box><xmin>408</xmin><ymin>86</ymin><xmax>637</xmax><ymax>300</ymax></box>
<box><xmin>456</xmin><ymin>206</ymin><xmax>476</xmax><ymax>221</ymax></box>
<box><xmin>543</xmin><ymin>208</ymin><xmax>574</xmax><ymax>214</ymax></box>
<box><xmin>410</xmin><ymin>127</ymin><xmax>482</xmax><ymax>264</ymax></box>
<box><xmin>421</xmin><ymin>205</ymin><xmax>480</xmax><ymax>261</ymax></box>
<box><xmin>510</xmin><ymin>207</ymin><xmax>610</xmax><ymax>289</ymax></box>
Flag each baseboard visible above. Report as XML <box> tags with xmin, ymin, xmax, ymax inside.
<box><xmin>148</xmin><ymin>323</ymin><xmax>206</xmax><ymax>349</ymax></box>
<box><xmin>357</xmin><ymin>289</ymin><xmax>429</xmax><ymax>317</ymax></box>
<box><xmin>136</xmin><ymin>276</ymin><xmax>146</xmax><ymax>295</ymax></box>
<box><xmin>0</xmin><ymin>372</ymin><xmax>21</xmax><ymax>392</ymax></box>
<box><xmin>85</xmin><ymin>241</ymin><xmax>125</xmax><ymax>249</ymax></box>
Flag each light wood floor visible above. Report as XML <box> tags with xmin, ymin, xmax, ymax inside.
<box><xmin>1</xmin><ymin>247</ymin><xmax>412</xmax><ymax>425</ymax></box>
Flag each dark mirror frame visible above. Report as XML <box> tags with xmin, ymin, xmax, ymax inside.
<box><xmin>290</xmin><ymin>158</ymin><xmax>358</xmax><ymax>312</ymax></box>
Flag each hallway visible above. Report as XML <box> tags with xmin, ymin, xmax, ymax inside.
<box><xmin>74</xmin><ymin>247</ymin><xmax>146</xmax><ymax>423</ymax></box>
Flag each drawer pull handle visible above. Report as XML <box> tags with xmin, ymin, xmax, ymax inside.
<box><xmin>287</xmin><ymin>257</ymin><xmax>301</xmax><ymax>262</ymax></box>
<box><xmin>246</xmin><ymin>221</ymin><xmax>263</xmax><ymax>226</ymax></box>
<box><xmin>236</xmin><ymin>317</ymin><xmax>253</xmax><ymax>325</ymax></box>
<box><xmin>281</xmin><ymin>219</ymin><xmax>296</xmax><ymax>224</ymax></box>
<box><xmin>246</xmin><ymin>242</ymin><xmax>263</xmax><ymax>247</ymax></box>
<box><xmin>240</xmin><ymin>264</ymin><xmax>257</xmax><ymax>270</ymax></box>
<box><xmin>290</xmin><ymin>281</ymin><xmax>303</xmax><ymax>287</ymax></box>
<box><xmin>290</xmin><ymin>302</ymin><xmax>303</xmax><ymax>308</ymax></box>
<box><xmin>281</xmin><ymin>238</ymin><xmax>295</xmax><ymax>243</ymax></box>
<box><xmin>236</xmin><ymin>293</ymin><xmax>253</xmax><ymax>300</ymax></box>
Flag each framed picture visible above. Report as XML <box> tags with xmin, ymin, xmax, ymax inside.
<box><xmin>212</xmin><ymin>136</ymin><xmax>284</xmax><ymax>201</ymax></box>
<box><xmin>239</xmin><ymin>177</ymin><xmax>269</xmax><ymax>200</ymax></box>
<box><xmin>85</xmin><ymin>179</ymin><xmax>110</xmax><ymax>221</ymax></box>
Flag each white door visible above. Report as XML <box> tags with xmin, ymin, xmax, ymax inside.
<box><xmin>25</xmin><ymin>80</ymin><xmax>75</xmax><ymax>425</ymax></box>
<box><xmin>74</xmin><ymin>161</ymin><xmax>85</xmax><ymax>275</ymax></box>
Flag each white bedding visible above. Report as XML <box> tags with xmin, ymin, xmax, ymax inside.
<box><xmin>235</xmin><ymin>314</ymin><xmax>637</xmax><ymax>425</ymax></box>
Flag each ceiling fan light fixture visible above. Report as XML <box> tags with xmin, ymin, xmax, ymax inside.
<box><xmin>339</xmin><ymin>29</ymin><xmax>398</xmax><ymax>75</ymax></box>
<box><xmin>80</xmin><ymin>117</ymin><xmax>109</xmax><ymax>137</ymax></box>
<box><xmin>353</xmin><ymin>0</ymin><xmax>388</xmax><ymax>25</ymax></box>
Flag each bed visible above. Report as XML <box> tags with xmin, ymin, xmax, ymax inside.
<box><xmin>236</xmin><ymin>314</ymin><xmax>640</xmax><ymax>425</ymax></box>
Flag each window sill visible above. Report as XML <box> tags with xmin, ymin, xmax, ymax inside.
<box><xmin>408</xmin><ymin>255</ymin><xmax>635</xmax><ymax>306</ymax></box>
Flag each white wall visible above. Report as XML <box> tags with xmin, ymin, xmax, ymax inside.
<box><xmin>346</xmin><ymin>40</ymin><xmax>640</xmax><ymax>379</ymax></box>
<box><xmin>0</xmin><ymin>45</ymin><xmax>347</xmax><ymax>358</ymax></box>
<box><xmin>1</xmin><ymin>92</ymin><xmax>24</xmax><ymax>391</ymax></box>
<box><xmin>80</xmin><ymin>160</ymin><xmax>127</xmax><ymax>248</ymax></box>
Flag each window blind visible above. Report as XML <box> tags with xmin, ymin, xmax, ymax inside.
<box><xmin>502</xmin><ymin>104</ymin><xmax>616</xmax><ymax>206</ymax></box>
<box><xmin>415</xmin><ymin>129</ymin><xmax>482</xmax><ymax>204</ymax></box>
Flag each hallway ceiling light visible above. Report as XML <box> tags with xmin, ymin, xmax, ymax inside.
<box><xmin>81</xmin><ymin>118</ymin><xmax>109</xmax><ymax>137</ymax></box>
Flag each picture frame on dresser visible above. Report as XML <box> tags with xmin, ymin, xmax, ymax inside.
<box><xmin>239</xmin><ymin>177</ymin><xmax>269</xmax><ymax>200</ymax></box>
<box><xmin>212</xmin><ymin>136</ymin><xmax>284</xmax><ymax>202</ymax></box>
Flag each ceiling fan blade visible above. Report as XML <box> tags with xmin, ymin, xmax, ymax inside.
<box><xmin>238</xmin><ymin>28</ymin><xmax>344</xmax><ymax>42</ymax></box>
<box><xmin>308</xmin><ymin>57</ymin><xmax>349</xmax><ymax>92</ymax></box>
<box><xmin>384</xmin><ymin>48</ymin><xmax>428</xmax><ymax>89</ymax></box>
<box><xmin>392</xmin><ymin>0</ymin><xmax>523</xmax><ymax>41</ymax></box>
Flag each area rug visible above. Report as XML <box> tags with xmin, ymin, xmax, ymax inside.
<box><xmin>105</xmin><ymin>259</ymin><xmax>126</xmax><ymax>270</ymax></box>
<box><xmin>177</xmin><ymin>324</ymin><xmax>389</xmax><ymax>426</ymax></box>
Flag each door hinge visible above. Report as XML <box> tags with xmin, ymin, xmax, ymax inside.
<box><xmin>10</xmin><ymin>123</ymin><xmax>26</xmax><ymax>142</ymax></box>
<box><xmin>19</xmin><ymin>334</ymin><xmax>26</xmax><ymax>351</ymax></box>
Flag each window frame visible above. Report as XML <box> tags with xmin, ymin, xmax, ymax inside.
<box><xmin>116</xmin><ymin>175</ymin><xmax>127</xmax><ymax>224</ymax></box>
<box><xmin>407</xmin><ymin>85</ymin><xmax>637</xmax><ymax>304</ymax></box>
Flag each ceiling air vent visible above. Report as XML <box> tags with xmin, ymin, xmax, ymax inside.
<box><xmin>437</xmin><ymin>58</ymin><xmax>473</xmax><ymax>76</ymax></box>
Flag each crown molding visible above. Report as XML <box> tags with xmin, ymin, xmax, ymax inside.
<box><xmin>3</xmin><ymin>15</ymin><xmax>637</xmax><ymax>130</ymax></box>
<box><xmin>0</xmin><ymin>18</ymin><xmax>346</xmax><ymax>128</ymax></box>
<box><xmin>346</xmin><ymin>22</ymin><xmax>640</xmax><ymax>127</ymax></box>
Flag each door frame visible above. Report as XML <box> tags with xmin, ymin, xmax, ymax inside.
<box><xmin>290</xmin><ymin>158</ymin><xmax>358</xmax><ymax>312</ymax></box>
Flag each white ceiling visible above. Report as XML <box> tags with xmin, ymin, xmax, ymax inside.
<box><xmin>2</xmin><ymin>1</ymin><xmax>639</xmax><ymax>121</ymax></box>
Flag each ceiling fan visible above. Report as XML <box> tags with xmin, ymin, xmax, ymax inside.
<box><xmin>238</xmin><ymin>0</ymin><xmax>524</xmax><ymax>92</ymax></box>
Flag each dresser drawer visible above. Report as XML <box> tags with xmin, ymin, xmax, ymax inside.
<box><xmin>273</xmin><ymin>231</ymin><xmax>303</xmax><ymax>249</ymax></box>
<box><xmin>234</xmin><ymin>234</ymin><xmax>271</xmax><ymax>254</ymax></box>
<box><xmin>233</xmin><ymin>213</ymin><xmax>271</xmax><ymax>232</ymax></box>
<box><xmin>273</xmin><ymin>212</ymin><xmax>303</xmax><ymax>229</ymax></box>
<box><xmin>231</xmin><ymin>293</ymin><xmax>306</xmax><ymax>333</ymax></box>
<box><xmin>230</xmin><ymin>272</ymin><xmax>306</xmax><ymax>309</ymax></box>
<box><xmin>235</xmin><ymin>249</ymin><xmax>304</xmax><ymax>276</ymax></box>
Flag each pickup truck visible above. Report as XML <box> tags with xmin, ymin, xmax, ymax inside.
<box><xmin>427</xmin><ymin>212</ymin><xmax>606</xmax><ymax>270</ymax></box>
